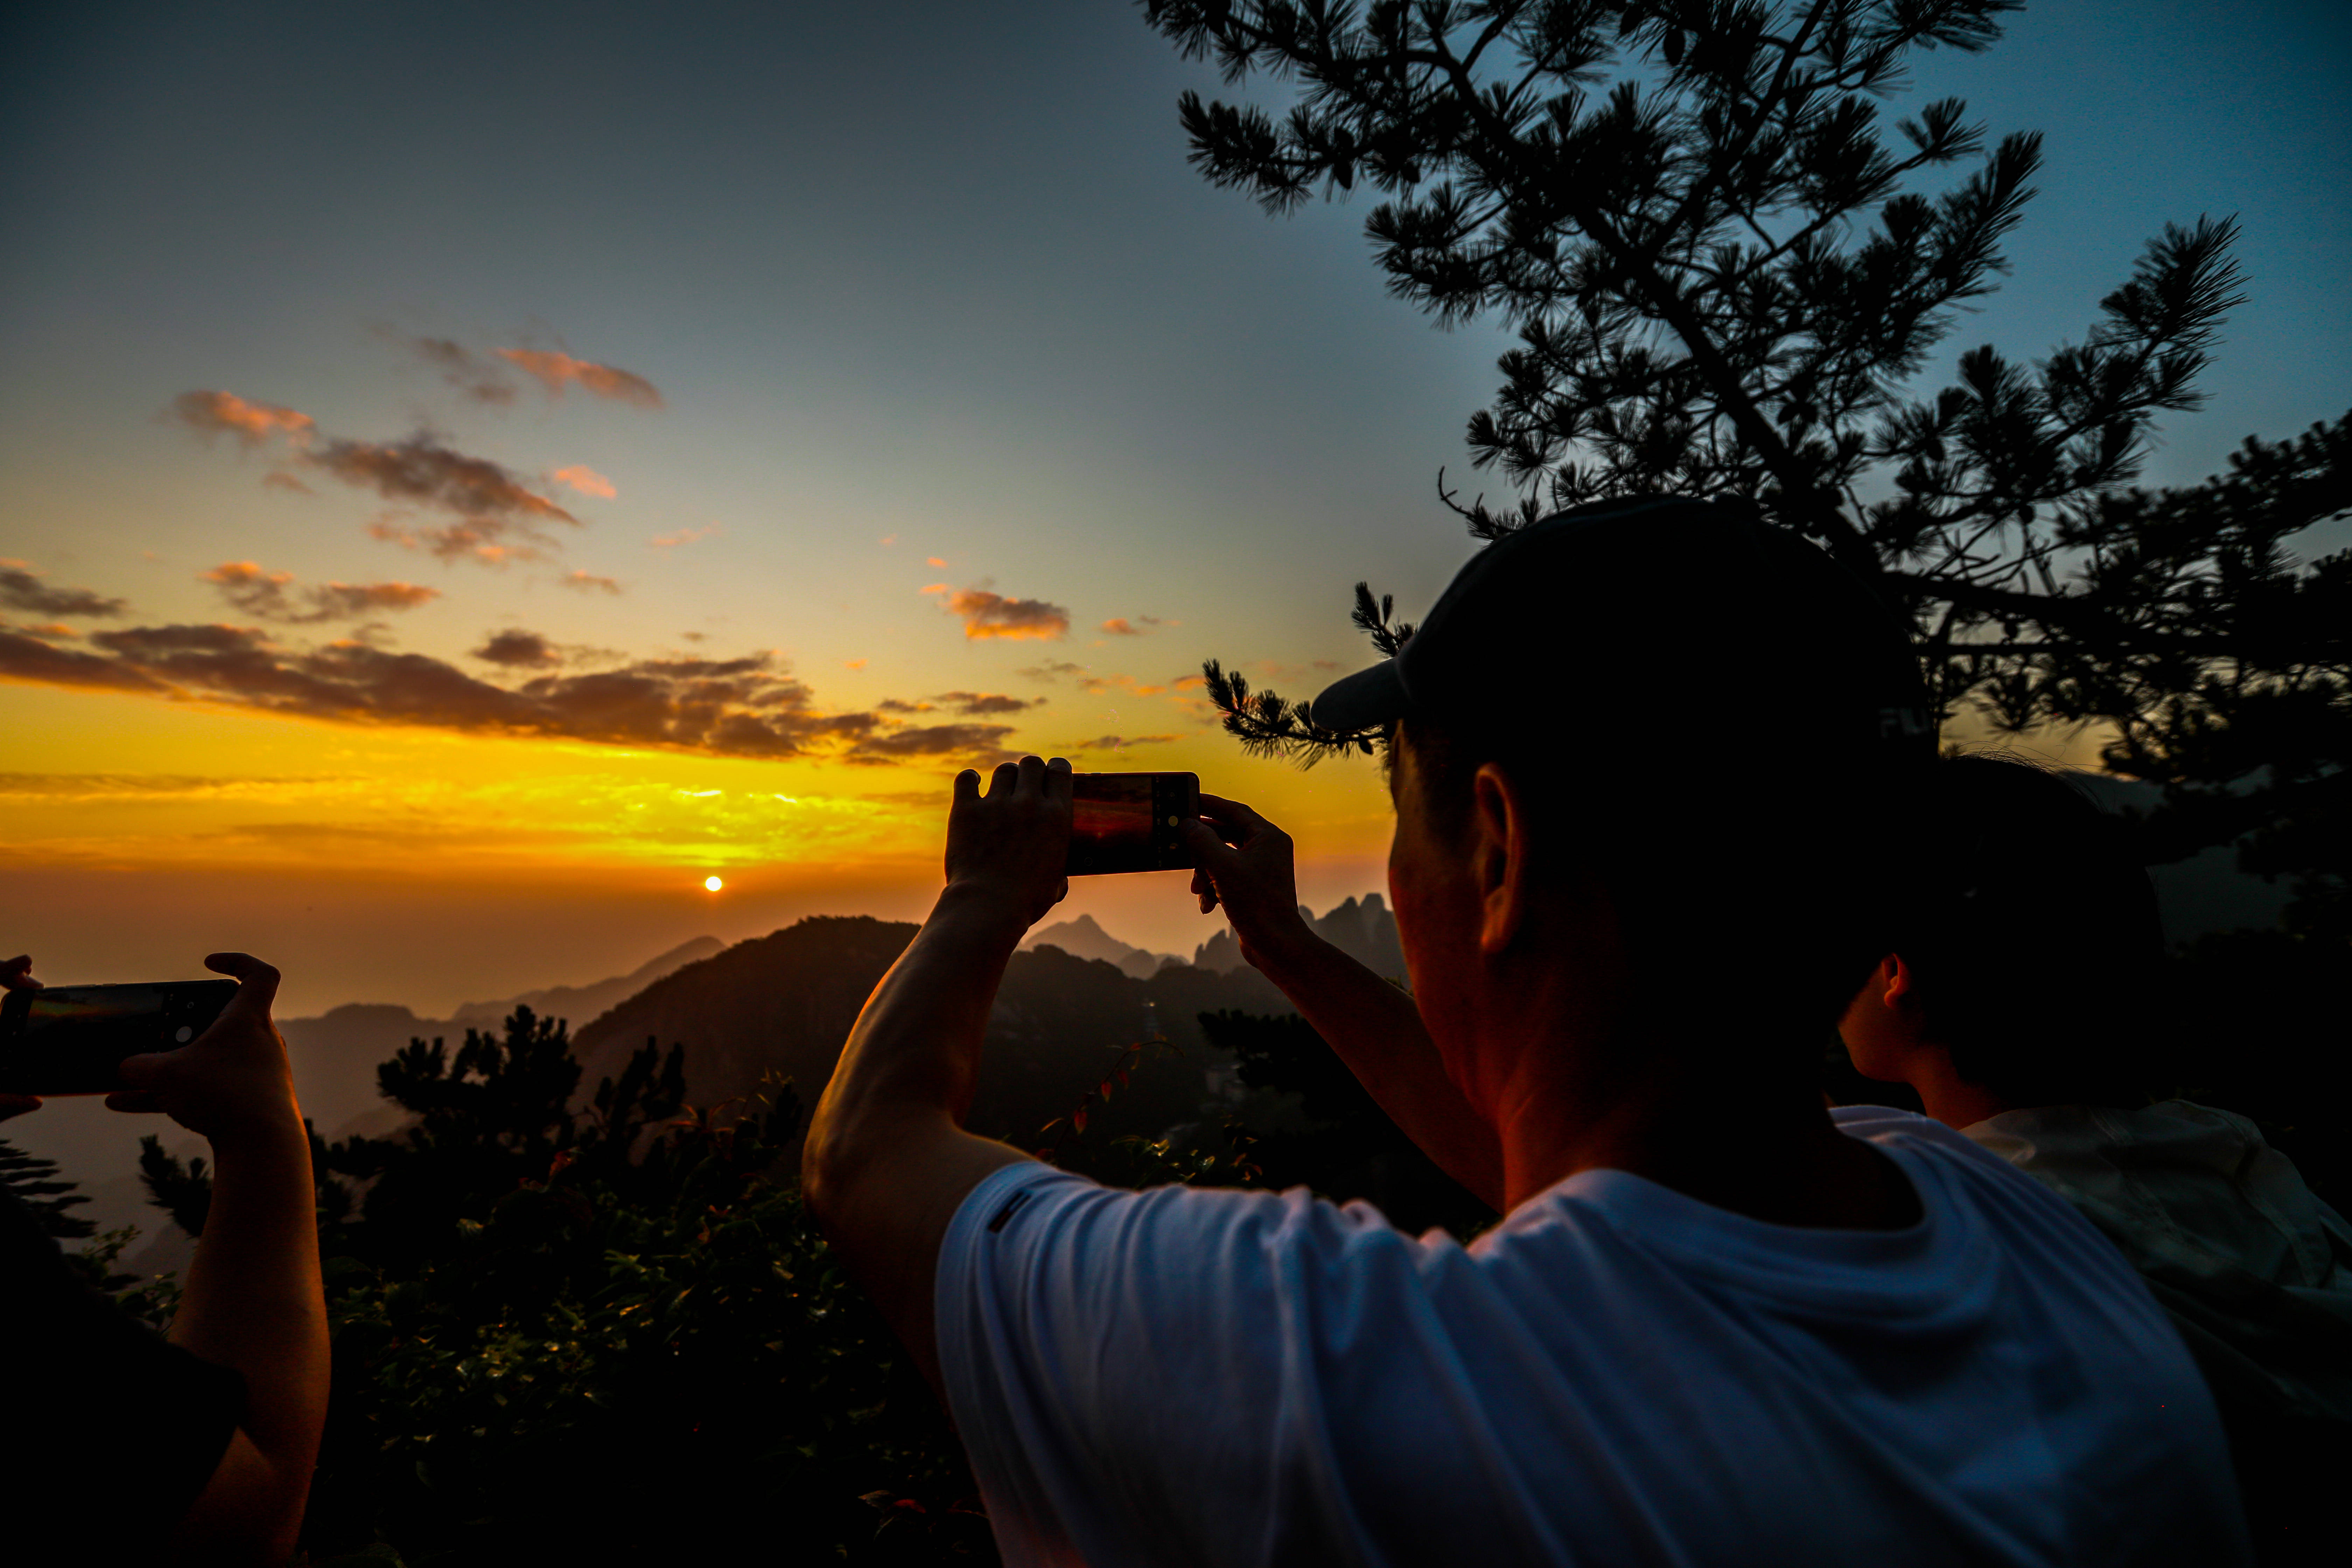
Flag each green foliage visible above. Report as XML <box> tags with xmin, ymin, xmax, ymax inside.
<box><xmin>1142</xmin><ymin>2</ymin><xmax>2349</xmax><ymax>902</ymax></box>
<box><xmin>1</xmin><ymin>1135</ymin><xmax>96</xmax><ymax>1239</ymax></box>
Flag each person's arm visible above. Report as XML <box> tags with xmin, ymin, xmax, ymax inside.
<box><xmin>107</xmin><ymin>954</ymin><xmax>328</xmax><ymax>1566</ymax></box>
<box><xmin>802</xmin><ymin>756</ymin><xmax>1070</xmax><ymax>1387</ymax></box>
<box><xmin>1186</xmin><ymin>795</ymin><xmax>1504</xmax><ymax>1210</ymax></box>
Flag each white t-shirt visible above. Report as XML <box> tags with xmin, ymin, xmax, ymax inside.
<box><xmin>936</xmin><ymin>1106</ymin><xmax>2249</xmax><ymax>1567</ymax></box>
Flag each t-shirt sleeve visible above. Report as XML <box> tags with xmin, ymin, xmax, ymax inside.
<box><xmin>935</xmin><ymin>1164</ymin><xmax>1454</xmax><ymax>1568</ymax></box>
<box><xmin>0</xmin><ymin>1189</ymin><xmax>246</xmax><ymax>1544</ymax></box>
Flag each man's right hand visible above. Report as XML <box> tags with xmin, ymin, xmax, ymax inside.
<box><xmin>1185</xmin><ymin>793</ymin><xmax>1320</xmax><ymax>975</ymax></box>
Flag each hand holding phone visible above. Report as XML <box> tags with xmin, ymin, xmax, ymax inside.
<box><xmin>0</xmin><ymin>978</ymin><xmax>238</xmax><ymax>1097</ymax></box>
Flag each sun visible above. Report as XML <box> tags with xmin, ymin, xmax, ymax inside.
<box><xmin>704</xmin><ymin>875</ymin><xmax>724</xmax><ymax>892</ymax></box>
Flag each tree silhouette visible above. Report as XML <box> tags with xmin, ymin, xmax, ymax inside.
<box><xmin>1143</xmin><ymin>1</ymin><xmax>2348</xmax><ymax>903</ymax></box>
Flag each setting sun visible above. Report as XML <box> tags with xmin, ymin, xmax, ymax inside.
<box><xmin>704</xmin><ymin>876</ymin><xmax>724</xmax><ymax>892</ymax></box>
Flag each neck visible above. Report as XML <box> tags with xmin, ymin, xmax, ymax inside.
<box><xmin>1906</xmin><ymin>1047</ymin><xmax>2017</xmax><ymax>1130</ymax></box>
<box><xmin>1488</xmin><ymin>1023</ymin><xmax>1921</xmax><ymax>1231</ymax></box>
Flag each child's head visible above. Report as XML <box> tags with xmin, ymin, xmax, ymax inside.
<box><xmin>1842</xmin><ymin>754</ymin><xmax>2164</xmax><ymax>1114</ymax></box>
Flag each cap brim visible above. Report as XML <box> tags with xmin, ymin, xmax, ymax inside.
<box><xmin>1309</xmin><ymin>659</ymin><xmax>1409</xmax><ymax>734</ymax></box>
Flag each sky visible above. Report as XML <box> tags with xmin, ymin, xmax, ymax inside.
<box><xmin>4</xmin><ymin>0</ymin><xmax>2347</xmax><ymax>1016</ymax></box>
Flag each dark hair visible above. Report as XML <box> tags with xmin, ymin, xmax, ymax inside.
<box><xmin>1396</xmin><ymin>713</ymin><xmax>1927</xmax><ymax>1072</ymax></box>
<box><xmin>1893</xmin><ymin>754</ymin><xmax>2164</xmax><ymax>1106</ymax></box>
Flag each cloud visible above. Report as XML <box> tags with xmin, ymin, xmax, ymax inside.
<box><xmin>877</xmin><ymin>698</ymin><xmax>934</xmax><ymax>714</ymax></box>
<box><xmin>262</xmin><ymin>472</ymin><xmax>315</xmax><ymax>495</ymax></box>
<box><xmin>497</xmin><ymin>349</ymin><xmax>664</xmax><ymax>408</ymax></box>
<box><xmin>1074</xmin><ymin>734</ymin><xmax>1178</xmax><ymax>750</ymax></box>
<box><xmin>841</xmin><ymin>656</ymin><xmax>867</xmax><ymax>670</ymax></box>
<box><xmin>924</xmin><ymin>584</ymin><xmax>1070</xmax><ymax>641</ymax></box>
<box><xmin>845</xmin><ymin>722</ymin><xmax>1020</xmax><ymax>765</ymax></box>
<box><xmin>551</xmin><ymin>465</ymin><xmax>617</xmax><ymax>499</ymax></box>
<box><xmin>927</xmin><ymin>556</ymin><xmax>946</xmax><ymax>568</ymax></box>
<box><xmin>17</xmin><ymin>623</ymin><xmax>880</xmax><ymax>759</ymax></box>
<box><xmin>170</xmin><ymin>390</ymin><xmax>316</xmax><ymax>446</ymax></box>
<box><xmin>202</xmin><ymin>562</ymin><xmax>438</xmax><ymax>623</ymax></box>
<box><xmin>1079</xmin><ymin>672</ymin><xmax>1167</xmax><ymax>697</ymax></box>
<box><xmin>0</xmin><ymin>628</ymin><xmax>166</xmax><ymax>693</ymax></box>
<box><xmin>650</xmin><ymin>525</ymin><xmax>720</xmax><ymax>549</ymax></box>
<box><xmin>932</xmin><ymin>691</ymin><xmax>1041</xmax><ymax>716</ymax></box>
<box><xmin>560</xmin><ymin>569</ymin><xmax>624</xmax><ymax>595</ymax></box>
<box><xmin>398</xmin><ymin>334</ymin><xmax>517</xmax><ymax>404</ymax></box>
<box><xmin>1015</xmin><ymin>660</ymin><xmax>1087</xmax><ymax>682</ymax></box>
<box><xmin>0</xmin><ymin>564</ymin><xmax>127</xmax><ymax>619</ymax></box>
<box><xmin>318</xmin><ymin>436</ymin><xmax>576</xmax><ymax>527</ymax></box>
<box><xmin>472</xmin><ymin>629</ymin><xmax>563</xmax><ymax>668</ymax></box>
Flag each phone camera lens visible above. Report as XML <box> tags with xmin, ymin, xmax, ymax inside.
<box><xmin>175</xmin><ymin>1026</ymin><xmax>194</xmax><ymax>1043</ymax></box>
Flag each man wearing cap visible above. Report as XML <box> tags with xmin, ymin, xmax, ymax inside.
<box><xmin>804</xmin><ymin>497</ymin><xmax>2249</xmax><ymax>1565</ymax></box>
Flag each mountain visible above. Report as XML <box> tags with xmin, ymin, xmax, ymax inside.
<box><xmin>447</xmin><ymin>937</ymin><xmax>723</xmax><ymax>1030</ymax></box>
<box><xmin>1193</xmin><ymin>893</ymin><xmax>1407</xmax><ymax>980</ymax></box>
<box><xmin>1024</xmin><ymin>914</ymin><xmax>1184</xmax><ymax>979</ymax></box>
<box><xmin>572</xmin><ymin>916</ymin><xmax>1288</xmax><ymax>1151</ymax></box>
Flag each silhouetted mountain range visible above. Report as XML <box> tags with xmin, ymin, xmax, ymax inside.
<box><xmin>1192</xmin><ymin>893</ymin><xmax>1407</xmax><ymax>979</ymax></box>
<box><xmin>1022</xmin><ymin>914</ymin><xmax>1185</xmax><ymax>978</ymax></box>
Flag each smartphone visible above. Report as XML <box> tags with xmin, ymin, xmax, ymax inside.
<box><xmin>0</xmin><ymin>980</ymin><xmax>237</xmax><ymax>1096</ymax></box>
<box><xmin>1066</xmin><ymin>772</ymin><xmax>1199</xmax><ymax>876</ymax></box>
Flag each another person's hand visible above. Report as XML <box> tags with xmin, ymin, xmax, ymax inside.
<box><xmin>1</xmin><ymin>953</ymin><xmax>39</xmax><ymax>1125</ymax></box>
<box><xmin>1184</xmin><ymin>794</ymin><xmax>1317</xmax><ymax>971</ymax></box>
<box><xmin>107</xmin><ymin>953</ymin><xmax>299</xmax><ymax>1145</ymax></box>
<box><xmin>944</xmin><ymin>756</ymin><xmax>1074</xmax><ymax>931</ymax></box>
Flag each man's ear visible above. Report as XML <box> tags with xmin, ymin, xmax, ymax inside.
<box><xmin>1470</xmin><ymin>762</ymin><xmax>1528</xmax><ymax>957</ymax></box>
<box><xmin>1882</xmin><ymin>952</ymin><xmax>1919</xmax><ymax>1012</ymax></box>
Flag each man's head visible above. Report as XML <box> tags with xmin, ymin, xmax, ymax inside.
<box><xmin>1841</xmin><ymin>754</ymin><xmax>2164</xmax><ymax>1114</ymax></box>
<box><xmin>1312</xmin><ymin>497</ymin><xmax>1934</xmax><ymax>1102</ymax></box>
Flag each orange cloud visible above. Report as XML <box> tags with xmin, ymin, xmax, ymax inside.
<box><xmin>202</xmin><ymin>562</ymin><xmax>439</xmax><ymax>624</ymax></box>
<box><xmin>551</xmin><ymin>465</ymin><xmax>617</xmax><ymax>499</ymax></box>
<box><xmin>1</xmin><ymin>563</ymin><xmax>126</xmax><ymax>620</ymax></box>
<box><xmin>927</xmin><ymin>556</ymin><xmax>947</xmax><ymax>567</ymax></box>
<box><xmin>1079</xmin><ymin>672</ymin><xmax>1167</xmax><ymax>697</ymax></box>
<box><xmin>170</xmin><ymin>390</ymin><xmax>316</xmax><ymax>446</ymax></box>
<box><xmin>841</xmin><ymin>657</ymin><xmax>868</xmax><ymax>670</ymax></box>
<box><xmin>560</xmin><ymin>570</ymin><xmax>624</xmax><ymax>595</ymax></box>
<box><xmin>924</xmin><ymin>584</ymin><xmax>1070</xmax><ymax>641</ymax></box>
<box><xmin>650</xmin><ymin>525</ymin><xmax>721</xmax><ymax>549</ymax></box>
<box><xmin>1098</xmin><ymin>615</ymin><xmax>1173</xmax><ymax>637</ymax></box>
<box><xmin>497</xmin><ymin>349</ymin><xmax>664</xmax><ymax>408</ymax></box>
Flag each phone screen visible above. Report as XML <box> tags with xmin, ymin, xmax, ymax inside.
<box><xmin>1066</xmin><ymin>772</ymin><xmax>1197</xmax><ymax>876</ymax></box>
<box><xmin>0</xmin><ymin>981</ymin><xmax>237</xmax><ymax>1096</ymax></box>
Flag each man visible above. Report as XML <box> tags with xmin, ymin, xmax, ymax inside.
<box><xmin>2</xmin><ymin>952</ymin><xmax>328</xmax><ymax>1564</ymax></box>
<box><xmin>805</xmin><ymin>497</ymin><xmax>2249</xmax><ymax>1565</ymax></box>
<box><xmin>1840</xmin><ymin>754</ymin><xmax>2351</xmax><ymax>1564</ymax></box>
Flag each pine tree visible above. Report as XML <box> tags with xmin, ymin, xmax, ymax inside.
<box><xmin>1141</xmin><ymin>1</ymin><xmax>2348</xmax><ymax>904</ymax></box>
<box><xmin>1</xmin><ymin>1136</ymin><xmax>96</xmax><ymax>1239</ymax></box>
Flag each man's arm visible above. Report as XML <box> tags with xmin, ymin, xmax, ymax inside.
<box><xmin>1187</xmin><ymin>796</ymin><xmax>1504</xmax><ymax>1210</ymax></box>
<box><xmin>803</xmin><ymin>757</ymin><xmax>1070</xmax><ymax>1387</ymax></box>
<box><xmin>109</xmin><ymin>954</ymin><xmax>329</xmax><ymax>1565</ymax></box>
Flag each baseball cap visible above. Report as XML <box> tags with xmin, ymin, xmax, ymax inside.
<box><xmin>1309</xmin><ymin>496</ymin><xmax>1933</xmax><ymax>754</ymax></box>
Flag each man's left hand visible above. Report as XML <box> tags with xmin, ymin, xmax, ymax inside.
<box><xmin>944</xmin><ymin>755</ymin><xmax>1074</xmax><ymax>932</ymax></box>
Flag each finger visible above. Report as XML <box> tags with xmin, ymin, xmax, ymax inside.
<box><xmin>1195</xmin><ymin>792</ymin><xmax>1274</xmax><ymax>839</ymax></box>
<box><xmin>205</xmin><ymin>952</ymin><xmax>281</xmax><ymax>1015</ymax></box>
<box><xmin>984</xmin><ymin>761</ymin><xmax>1020</xmax><ymax>800</ymax></box>
<box><xmin>0</xmin><ymin>955</ymin><xmax>36</xmax><ymax>992</ymax></box>
<box><xmin>0</xmin><ymin>1094</ymin><xmax>41</xmax><ymax>1124</ymax></box>
<box><xmin>953</xmin><ymin>768</ymin><xmax>982</xmax><ymax>805</ymax></box>
<box><xmin>1044</xmin><ymin>756</ymin><xmax>1073</xmax><ymax>802</ymax></box>
<box><xmin>1180</xmin><ymin>817</ymin><xmax>1240</xmax><ymax>866</ymax></box>
<box><xmin>115</xmin><ymin>1051</ymin><xmax>170</xmax><ymax>1091</ymax></box>
<box><xmin>103</xmin><ymin>1091</ymin><xmax>163</xmax><ymax>1115</ymax></box>
<box><xmin>1014</xmin><ymin>754</ymin><xmax>1046</xmax><ymax>796</ymax></box>
<box><xmin>1051</xmin><ymin>876</ymin><xmax>1069</xmax><ymax>908</ymax></box>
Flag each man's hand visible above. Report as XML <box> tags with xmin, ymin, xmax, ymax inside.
<box><xmin>1</xmin><ymin>954</ymin><xmax>40</xmax><ymax>1125</ymax></box>
<box><xmin>107</xmin><ymin>953</ymin><xmax>299</xmax><ymax>1145</ymax></box>
<box><xmin>1185</xmin><ymin>793</ymin><xmax>1317</xmax><ymax>974</ymax></box>
<box><xmin>946</xmin><ymin>755</ymin><xmax>1075</xmax><ymax>932</ymax></box>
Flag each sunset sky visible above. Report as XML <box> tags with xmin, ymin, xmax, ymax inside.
<box><xmin>5</xmin><ymin>0</ymin><xmax>2347</xmax><ymax>1015</ymax></box>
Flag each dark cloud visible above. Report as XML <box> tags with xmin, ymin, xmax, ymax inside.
<box><xmin>1015</xmin><ymin>660</ymin><xmax>1087</xmax><ymax>681</ymax></box>
<box><xmin>317</xmin><ymin>436</ymin><xmax>578</xmax><ymax>565</ymax></box>
<box><xmin>846</xmin><ymin>722</ymin><xmax>1020</xmax><ymax>765</ymax></box>
<box><xmin>934</xmin><ymin>691</ymin><xmax>1040</xmax><ymax>716</ymax></box>
<box><xmin>27</xmin><ymin>623</ymin><xmax>882</xmax><ymax>759</ymax></box>
<box><xmin>0</xmin><ymin>565</ymin><xmax>127</xmax><ymax>619</ymax></box>
<box><xmin>0</xmin><ymin>628</ymin><xmax>166</xmax><ymax>693</ymax></box>
<box><xmin>1074</xmin><ymin>735</ymin><xmax>1178</xmax><ymax>750</ymax></box>
<box><xmin>400</xmin><ymin>334</ymin><xmax>518</xmax><ymax>404</ymax></box>
<box><xmin>169</xmin><ymin>390</ymin><xmax>316</xmax><ymax>446</ymax></box>
<box><xmin>497</xmin><ymin>349</ymin><xmax>664</xmax><ymax>408</ymax></box>
<box><xmin>261</xmin><ymin>472</ymin><xmax>315</xmax><ymax>495</ymax></box>
<box><xmin>202</xmin><ymin>562</ymin><xmax>438</xmax><ymax>623</ymax></box>
<box><xmin>877</xmin><ymin>698</ymin><xmax>936</xmax><ymax>714</ymax></box>
<box><xmin>926</xmin><ymin>585</ymin><xmax>1069</xmax><ymax>641</ymax></box>
<box><xmin>472</xmin><ymin>629</ymin><xmax>562</xmax><ymax>668</ymax></box>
